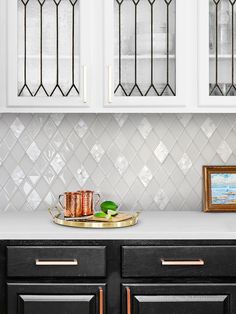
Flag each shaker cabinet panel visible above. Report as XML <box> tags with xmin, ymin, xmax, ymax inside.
<box><xmin>18</xmin><ymin>295</ymin><xmax>95</xmax><ymax>314</ymax></box>
<box><xmin>123</xmin><ymin>284</ymin><xmax>235</xmax><ymax>314</ymax></box>
<box><xmin>8</xmin><ymin>283</ymin><xmax>105</xmax><ymax>314</ymax></box>
<box><xmin>133</xmin><ymin>295</ymin><xmax>228</xmax><ymax>314</ymax></box>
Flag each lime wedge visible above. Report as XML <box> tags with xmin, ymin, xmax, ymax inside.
<box><xmin>107</xmin><ymin>209</ymin><xmax>118</xmax><ymax>216</ymax></box>
<box><xmin>94</xmin><ymin>212</ymin><xmax>107</xmax><ymax>218</ymax></box>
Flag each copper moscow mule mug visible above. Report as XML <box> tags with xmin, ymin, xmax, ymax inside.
<box><xmin>59</xmin><ymin>191</ymin><xmax>100</xmax><ymax>218</ymax></box>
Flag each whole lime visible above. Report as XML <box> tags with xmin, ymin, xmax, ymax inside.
<box><xmin>100</xmin><ymin>201</ymin><xmax>118</xmax><ymax>214</ymax></box>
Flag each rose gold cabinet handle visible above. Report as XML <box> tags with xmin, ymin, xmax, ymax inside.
<box><xmin>35</xmin><ymin>259</ymin><xmax>78</xmax><ymax>266</ymax></box>
<box><xmin>126</xmin><ymin>287</ymin><xmax>131</xmax><ymax>314</ymax></box>
<box><xmin>161</xmin><ymin>259</ymin><xmax>204</xmax><ymax>266</ymax></box>
<box><xmin>99</xmin><ymin>287</ymin><xmax>104</xmax><ymax>314</ymax></box>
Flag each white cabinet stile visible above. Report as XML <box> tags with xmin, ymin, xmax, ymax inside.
<box><xmin>0</xmin><ymin>0</ymin><xmax>6</xmax><ymax>110</ymax></box>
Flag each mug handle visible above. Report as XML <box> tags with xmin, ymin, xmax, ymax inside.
<box><xmin>58</xmin><ymin>194</ymin><xmax>65</xmax><ymax>209</ymax></box>
<box><xmin>94</xmin><ymin>193</ymin><xmax>101</xmax><ymax>209</ymax></box>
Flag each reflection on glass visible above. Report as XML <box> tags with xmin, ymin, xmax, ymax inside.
<box><xmin>18</xmin><ymin>0</ymin><xmax>80</xmax><ymax>97</ymax></box>
<box><xmin>209</xmin><ymin>0</ymin><xmax>236</xmax><ymax>96</ymax></box>
<box><xmin>114</xmin><ymin>0</ymin><xmax>176</xmax><ymax>97</ymax></box>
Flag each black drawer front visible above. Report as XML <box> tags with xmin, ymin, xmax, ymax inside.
<box><xmin>7</xmin><ymin>246</ymin><xmax>106</xmax><ymax>277</ymax></box>
<box><xmin>122</xmin><ymin>246</ymin><xmax>236</xmax><ymax>278</ymax></box>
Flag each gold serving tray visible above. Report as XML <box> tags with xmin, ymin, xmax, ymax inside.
<box><xmin>49</xmin><ymin>208</ymin><xmax>140</xmax><ymax>229</ymax></box>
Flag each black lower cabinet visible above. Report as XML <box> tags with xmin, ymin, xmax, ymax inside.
<box><xmin>7</xmin><ymin>283</ymin><xmax>106</xmax><ymax>314</ymax></box>
<box><xmin>123</xmin><ymin>284</ymin><xmax>236</xmax><ymax>314</ymax></box>
<box><xmin>4</xmin><ymin>240</ymin><xmax>236</xmax><ymax>314</ymax></box>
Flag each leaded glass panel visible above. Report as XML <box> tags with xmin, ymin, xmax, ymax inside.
<box><xmin>114</xmin><ymin>0</ymin><xmax>176</xmax><ymax>97</ymax></box>
<box><xmin>209</xmin><ymin>0</ymin><xmax>236</xmax><ymax>96</ymax></box>
<box><xmin>18</xmin><ymin>0</ymin><xmax>80</xmax><ymax>97</ymax></box>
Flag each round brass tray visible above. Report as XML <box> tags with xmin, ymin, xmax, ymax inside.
<box><xmin>49</xmin><ymin>208</ymin><xmax>140</xmax><ymax>229</ymax></box>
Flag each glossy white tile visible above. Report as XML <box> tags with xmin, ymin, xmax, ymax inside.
<box><xmin>0</xmin><ymin>113</ymin><xmax>236</xmax><ymax>211</ymax></box>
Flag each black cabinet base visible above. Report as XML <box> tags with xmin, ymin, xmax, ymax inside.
<box><xmin>1</xmin><ymin>240</ymin><xmax>236</xmax><ymax>314</ymax></box>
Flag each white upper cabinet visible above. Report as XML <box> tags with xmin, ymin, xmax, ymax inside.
<box><xmin>103</xmin><ymin>0</ymin><xmax>195</xmax><ymax>111</ymax></box>
<box><xmin>2</xmin><ymin>0</ymin><xmax>236</xmax><ymax>112</ymax></box>
<box><xmin>6</xmin><ymin>0</ymin><xmax>92</xmax><ymax>111</ymax></box>
<box><xmin>0</xmin><ymin>1</ymin><xmax>6</xmax><ymax>112</ymax></box>
<box><xmin>198</xmin><ymin>0</ymin><xmax>236</xmax><ymax>109</ymax></box>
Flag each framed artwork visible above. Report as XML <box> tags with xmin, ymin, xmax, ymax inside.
<box><xmin>203</xmin><ymin>166</ymin><xmax>236</xmax><ymax>212</ymax></box>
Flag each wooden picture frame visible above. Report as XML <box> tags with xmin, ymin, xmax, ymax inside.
<box><xmin>203</xmin><ymin>166</ymin><xmax>236</xmax><ymax>212</ymax></box>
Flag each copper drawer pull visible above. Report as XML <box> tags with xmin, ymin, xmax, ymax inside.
<box><xmin>161</xmin><ymin>259</ymin><xmax>204</xmax><ymax>266</ymax></box>
<box><xmin>35</xmin><ymin>259</ymin><xmax>78</xmax><ymax>266</ymax></box>
<box><xmin>99</xmin><ymin>287</ymin><xmax>104</xmax><ymax>314</ymax></box>
<box><xmin>126</xmin><ymin>287</ymin><xmax>131</xmax><ymax>314</ymax></box>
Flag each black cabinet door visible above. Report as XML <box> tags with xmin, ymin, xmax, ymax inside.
<box><xmin>133</xmin><ymin>295</ymin><xmax>227</xmax><ymax>314</ymax></box>
<box><xmin>8</xmin><ymin>283</ymin><xmax>106</xmax><ymax>314</ymax></box>
<box><xmin>18</xmin><ymin>295</ymin><xmax>95</xmax><ymax>314</ymax></box>
<box><xmin>122</xmin><ymin>284</ymin><xmax>236</xmax><ymax>314</ymax></box>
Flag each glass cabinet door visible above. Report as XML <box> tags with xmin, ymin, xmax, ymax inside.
<box><xmin>104</xmin><ymin>0</ymin><xmax>193</xmax><ymax>109</ymax></box>
<box><xmin>199</xmin><ymin>0</ymin><xmax>236</xmax><ymax>106</ymax></box>
<box><xmin>7</xmin><ymin>0</ymin><xmax>91</xmax><ymax>109</ymax></box>
<box><xmin>8</xmin><ymin>283</ymin><xmax>105</xmax><ymax>314</ymax></box>
<box><xmin>0</xmin><ymin>1</ymin><xmax>6</xmax><ymax>110</ymax></box>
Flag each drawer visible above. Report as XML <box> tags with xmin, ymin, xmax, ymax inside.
<box><xmin>7</xmin><ymin>246</ymin><xmax>106</xmax><ymax>277</ymax></box>
<box><xmin>122</xmin><ymin>246</ymin><xmax>236</xmax><ymax>277</ymax></box>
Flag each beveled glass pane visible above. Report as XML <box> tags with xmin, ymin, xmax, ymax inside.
<box><xmin>18</xmin><ymin>0</ymin><xmax>80</xmax><ymax>97</ymax></box>
<box><xmin>114</xmin><ymin>0</ymin><xmax>176</xmax><ymax>97</ymax></box>
<box><xmin>209</xmin><ymin>0</ymin><xmax>236</xmax><ymax>96</ymax></box>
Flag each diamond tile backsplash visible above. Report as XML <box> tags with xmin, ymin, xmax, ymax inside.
<box><xmin>1</xmin><ymin>113</ymin><xmax>236</xmax><ymax>212</ymax></box>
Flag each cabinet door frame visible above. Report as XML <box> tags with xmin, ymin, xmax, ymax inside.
<box><xmin>122</xmin><ymin>283</ymin><xmax>236</xmax><ymax>314</ymax></box>
<box><xmin>5</xmin><ymin>0</ymin><xmax>93</xmax><ymax>112</ymax></box>
<box><xmin>0</xmin><ymin>0</ymin><xmax>6</xmax><ymax>111</ymax></box>
<box><xmin>103</xmin><ymin>0</ymin><xmax>197</xmax><ymax>112</ymax></box>
<box><xmin>198</xmin><ymin>0</ymin><xmax>236</xmax><ymax>109</ymax></box>
<box><xmin>7</xmin><ymin>282</ymin><xmax>106</xmax><ymax>314</ymax></box>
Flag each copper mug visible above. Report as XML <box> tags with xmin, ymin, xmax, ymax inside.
<box><xmin>59</xmin><ymin>191</ymin><xmax>100</xmax><ymax>218</ymax></box>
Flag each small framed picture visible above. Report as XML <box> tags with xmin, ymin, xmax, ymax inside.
<box><xmin>203</xmin><ymin>166</ymin><xmax>236</xmax><ymax>212</ymax></box>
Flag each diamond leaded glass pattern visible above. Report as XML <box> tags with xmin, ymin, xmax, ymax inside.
<box><xmin>18</xmin><ymin>0</ymin><xmax>80</xmax><ymax>97</ymax></box>
<box><xmin>114</xmin><ymin>0</ymin><xmax>176</xmax><ymax>97</ymax></box>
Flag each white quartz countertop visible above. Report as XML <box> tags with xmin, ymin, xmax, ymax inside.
<box><xmin>1</xmin><ymin>211</ymin><xmax>236</xmax><ymax>240</ymax></box>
